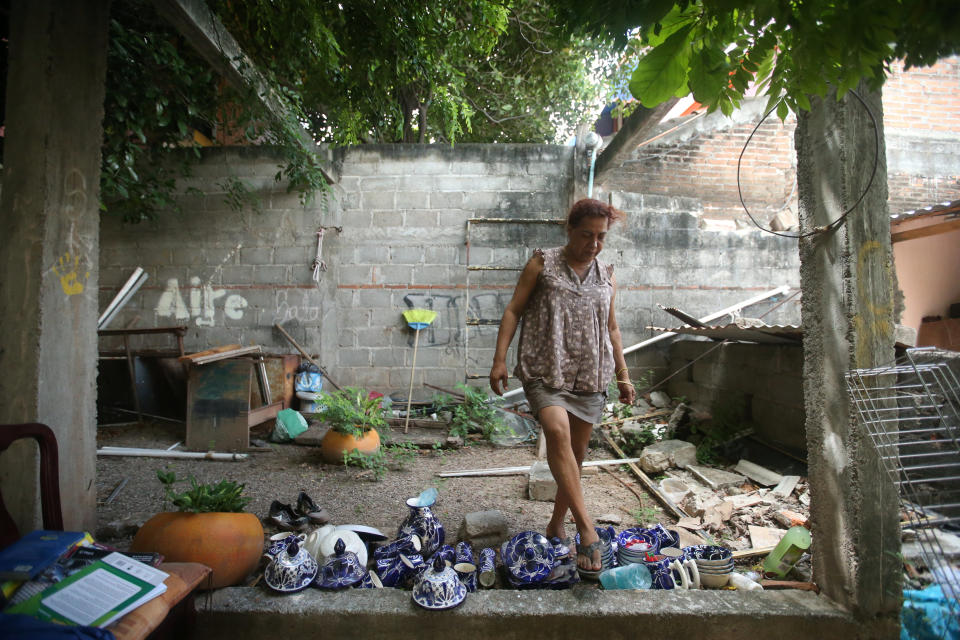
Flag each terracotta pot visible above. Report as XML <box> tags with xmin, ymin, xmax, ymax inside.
<box><xmin>131</xmin><ymin>511</ymin><xmax>263</xmax><ymax>588</ymax></box>
<box><xmin>320</xmin><ymin>427</ymin><xmax>381</xmax><ymax>463</ymax></box>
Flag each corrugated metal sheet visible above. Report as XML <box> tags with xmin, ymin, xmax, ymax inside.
<box><xmin>647</xmin><ymin>320</ymin><xmax>803</xmax><ymax>344</ymax></box>
<box><xmin>890</xmin><ymin>199</ymin><xmax>960</xmax><ymax>222</ymax></box>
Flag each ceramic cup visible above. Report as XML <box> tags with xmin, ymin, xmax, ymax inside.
<box><xmin>454</xmin><ymin>561</ymin><xmax>478</xmax><ymax>592</ymax></box>
<box><xmin>455</xmin><ymin>541</ymin><xmax>475</xmax><ymax>566</ymax></box>
<box><xmin>373</xmin><ymin>534</ymin><xmax>422</xmax><ymax>563</ymax></box>
<box><xmin>478</xmin><ymin>547</ymin><xmax>497</xmax><ymax>588</ymax></box>
<box><xmin>353</xmin><ymin>569</ymin><xmax>384</xmax><ymax>589</ymax></box>
<box><xmin>645</xmin><ymin>556</ymin><xmax>697</xmax><ymax>590</ymax></box>
<box><xmin>376</xmin><ymin>552</ymin><xmax>423</xmax><ymax>588</ymax></box>
<box><xmin>265</xmin><ymin>532</ymin><xmax>306</xmax><ymax>560</ymax></box>
<box><xmin>599</xmin><ymin>562</ymin><xmax>653</xmax><ymax>590</ymax></box>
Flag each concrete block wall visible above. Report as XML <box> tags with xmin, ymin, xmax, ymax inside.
<box><xmin>666</xmin><ymin>339</ymin><xmax>806</xmax><ymax>453</ymax></box>
<box><xmin>602</xmin><ymin>56</ymin><xmax>960</xmax><ymax>223</ymax></box>
<box><xmin>98</xmin><ymin>144</ymin><xmax>802</xmax><ymax>396</ymax></box>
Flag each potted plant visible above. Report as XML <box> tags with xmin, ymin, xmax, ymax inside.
<box><xmin>130</xmin><ymin>470</ymin><xmax>264</xmax><ymax>589</ymax></box>
<box><xmin>316</xmin><ymin>386</ymin><xmax>387</xmax><ymax>463</ymax></box>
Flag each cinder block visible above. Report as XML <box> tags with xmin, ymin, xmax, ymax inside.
<box><xmin>395</xmin><ymin>191</ymin><xmax>431</xmax><ymax>209</ymax></box>
<box><xmin>274</xmin><ymin>246</ymin><xmax>312</xmax><ymax>266</ymax></box>
<box><xmin>253</xmin><ymin>265</ymin><xmax>288</xmax><ymax>285</ymax></box>
<box><xmin>372</xmin><ymin>211</ymin><xmax>404</xmax><ymax>227</ymax></box>
<box><xmin>241</xmin><ymin>247</ymin><xmax>273</xmax><ymax>265</ymax></box>
<box><xmin>528</xmin><ymin>461</ymin><xmax>557</xmax><ymax>501</ymax></box>
<box><xmin>378</xmin><ymin>265</ymin><xmax>414</xmax><ymax>286</ymax></box>
<box><xmin>391</xmin><ymin>246</ymin><xmax>425</xmax><ymax>264</ymax></box>
<box><xmin>338</xmin><ymin>266</ymin><xmax>375</xmax><ymax>286</ymax></box>
<box><xmin>431</xmin><ymin>192</ymin><xmax>464</xmax><ymax>209</ymax></box>
<box><xmin>354</xmin><ymin>289</ymin><xmax>393</xmax><ymax>308</ymax></box>
<box><xmin>339</xmin><ymin>348</ymin><xmax>372</xmax><ymax>367</ymax></box>
<box><xmin>423</xmin><ymin>246</ymin><xmax>456</xmax><ymax>265</ymax></box>
<box><xmin>361</xmin><ymin>191</ymin><xmax>396</xmax><ymax>210</ymax></box>
<box><xmin>358</xmin><ymin>176</ymin><xmax>400</xmax><ymax>191</ymax></box>
<box><xmin>354</xmin><ymin>246</ymin><xmax>390</xmax><ymax>264</ymax></box>
<box><xmin>404</xmin><ymin>211</ymin><xmax>438</xmax><ymax>227</ymax></box>
<box><xmin>412</xmin><ymin>265</ymin><xmax>455</xmax><ymax>285</ymax></box>
<box><xmin>463</xmin><ymin>191</ymin><xmax>501</xmax><ymax>210</ymax></box>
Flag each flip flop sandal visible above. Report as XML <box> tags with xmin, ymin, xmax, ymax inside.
<box><xmin>576</xmin><ymin>539</ymin><xmax>605</xmax><ymax>578</ymax></box>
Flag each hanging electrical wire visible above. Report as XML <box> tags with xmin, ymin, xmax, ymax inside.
<box><xmin>737</xmin><ymin>89</ymin><xmax>880</xmax><ymax>239</ymax></box>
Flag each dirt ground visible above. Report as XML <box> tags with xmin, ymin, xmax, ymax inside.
<box><xmin>94</xmin><ymin>419</ymin><xmax>670</xmax><ymax>550</ymax></box>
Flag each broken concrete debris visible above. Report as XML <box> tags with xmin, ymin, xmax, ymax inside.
<box><xmin>734</xmin><ymin>459</ymin><xmax>784</xmax><ymax>487</ymax></box>
<box><xmin>638</xmin><ymin>439</ymin><xmax>697</xmax><ymax>474</ymax></box>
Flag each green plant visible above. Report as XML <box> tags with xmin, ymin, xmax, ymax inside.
<box><xmin>386</xmin><ymin>442</ymin><xmax>419</xmax><ymax>470</ymax></box>
<box><xmin>448</xmin><ymin>384</ymin><xmax>505</xmax><ymax>439</ymax></box>
<box><xmin>631</xmin><ymin>506</ymin><xmax>659</xmax><ymax>525</ymax></box>
<box><xmin>156</xmin><ymin>469</ymin><xmax>250</xmax><ymax>513</ymax></box>
<box><xmin>342</xmin><ymin>447</ymin><xmax>387</xmax><ymax>481</ymax></box>
<box><xmin>317</xmin><ymin>387</ymin><xmax>388</xmax><ymax>437</ymax></box>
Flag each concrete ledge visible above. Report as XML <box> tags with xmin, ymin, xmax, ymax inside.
<box><xmin>198</xmin><ymin>587</ymin><xmax>896</xmax><ymax>639</ymax></box>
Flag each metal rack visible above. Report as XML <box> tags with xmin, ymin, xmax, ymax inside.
<box><xmin>847</xmin><ymin>347</ymin><xmax>960</xmax><ymax>613</ymax></box>
<box><xmin>462</xmin><ymin>217</ymin><xmax>564</xmax><ymax>381</ymax></box>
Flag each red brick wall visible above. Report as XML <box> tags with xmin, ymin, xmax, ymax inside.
<box><xmin>606</xmin><ymin>56</ymin><xmax>960</xmax><ymax>222</ymax></box>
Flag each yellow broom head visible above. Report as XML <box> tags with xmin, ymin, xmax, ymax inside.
<box><xmin>403</xmin><ymin>308</ymin><xmax>437</xmax><ymax>330</ymax></box>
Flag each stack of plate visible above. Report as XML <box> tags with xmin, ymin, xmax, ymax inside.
<box><xmin>574</xmin><ymin>528</ymin><xmax>617</xmax><ymax>580</ymax></box>
<box><xmin>683</xmin><ymin>545</ymin><xmax>734</xmax><ymax>588</ymax></box>
<box><xmin>615</xmin><ymin>528</ymin><xmax>659</xmax><ymax>565</ymax></box>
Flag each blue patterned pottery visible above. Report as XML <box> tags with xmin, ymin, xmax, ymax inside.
<box><xmin>648</xmin><ymin>524</ymin><xmax>680</xmax><ymax>550</ymax></box>
<box><xmin>314</xmin><ymin>538</ymin><xmax>366</xmax><ymax>589</ymax></box>
<box><xmin>265</xmin><ymin>532</ymin><xmax>305</xmax><ymax>560</ymax></box>
<box><xmin>376</xmin><ymin>552</ymin><xmax>422</xmax><ymax>588</ymax></box>
<box><xmin>264</xmin><ymin>539</ymin><xmax>319</xmax><ymax>593</ymax></box>
<box><xmin>501</xmin><ymin>531</ymin><xmax>554</xmax><ymax>584</ymax></box>
<box><xmin>548</xmin><ymin>536</ymin><xmax>571</xmax><ymax>560</ymax></box>
<box><xmin>412</xmin><ymin>555</ymin><xmax>468</xmax><ymax>610</ymax></box>
<box><xmin>434</xmin><ymin>544</ymin><xmax>456</xmax><ymax>567</ymax></box>
<box><xmin>353</xmin><ymin>570</ymin><xmax>384</xmax><ymax>589</ymax></box>
<box><xmin>455</xmin><ymin>541</ymin><xmax>475</xmax><ymax>566</ymax></box>
<box><xmin>542</xmin><ymin>557</ymin><xmax>581</xmax><ymax>589</ymax></box>
<box><xmin>454</xmin><ymin>561</ymin><xmax>478</xmax><ymax>592</ymax></box>
<box><xmin>373</xmin><ymin>534</ymin><xmax>422</xmax><ymax>563</ymax></box>
<box><xmin>478</xmin><ymin>547</ymin><xmax>497</xmax><ymax>588</ymax></box>
<box><xmin>397</xmin><ymin>498</ymin><xmax>445</xmax><ymax>558</ymax></box>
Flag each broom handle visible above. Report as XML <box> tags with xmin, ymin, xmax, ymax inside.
<box><xmin>404</xmin><ymin>329</ymin><xmax>420</xmax><ymax>433</ymax></box>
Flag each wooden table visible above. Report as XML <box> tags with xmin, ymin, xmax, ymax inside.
<box><xmin>108</xmin><ymin>562</ymin><xmax>211</xmax><ymax>640</ymax></box>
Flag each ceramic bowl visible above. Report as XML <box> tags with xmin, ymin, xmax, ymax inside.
<box><xmin>319</xmin><ymin>528</ymin><xmax>367</xmax><ymax>566</ymax></box>
<box><xmin>696</xmin><ymin>563</ymin><xmax>735</xmax><ymax>575</ymax></box>
<box><xmin>699</xmin><ymin>572</ymin><xmax>731</xmax><ymax>588</ymax></box>
<box><xmin>683</xmin><ymin>545</ymin><xmax>733</xmax><ymax>563</ymax></box>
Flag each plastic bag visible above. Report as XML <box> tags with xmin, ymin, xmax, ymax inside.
<box><xmin>271</xmin><ymin>408</ymin><xmax>308</xmax><ymax>442</ymax></box>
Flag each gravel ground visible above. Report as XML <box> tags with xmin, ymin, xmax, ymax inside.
<box><xmin>95</xmin><ymin>419</ymin><xmax>668</xmax><ymax>550</ymax></box>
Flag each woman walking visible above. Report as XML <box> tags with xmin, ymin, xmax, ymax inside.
<box><xmin>489</xmin><ymin>198</ymin><xmax>635</xmax><ymax>576</ymax></box>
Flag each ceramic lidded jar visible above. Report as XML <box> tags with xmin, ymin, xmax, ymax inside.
<box><xmin>412</xmin><ymin>555</ymin><xmax>468</xmax><ymax>610</ymax></box>
<box><xmin>314</xmin><ymin>538</ymin><xmax>366</xmax><ymax>590</ymax></box>
<box><xmin>264</xmin><ymin>539</ymin><xmax>319</xmax><ymax>593</ymax></box>
<box><xmin>397</xmin><ymin>497</ymin><xmax>444</xmax><ymax>558</ymax></box>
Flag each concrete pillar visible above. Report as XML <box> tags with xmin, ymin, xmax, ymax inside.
<box><xmin>796</xmin><ymin>84</ymin><xmax>900</xmax><ymax>622</ymax></box>
<box><xmin>0</xmin><ymin>1</ymin><xmax>110</xmax><ymax>533</ymax></box>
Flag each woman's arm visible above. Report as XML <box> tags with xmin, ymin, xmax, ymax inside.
<box><xmin>489</xmin><ymin>254</ymin><xmax>543</xmax><ymax>396</ymax></box>
<box><xmin>608</xmin><ymin>273</ymin><xmax>636</xmax><ymax>405</ymax></box>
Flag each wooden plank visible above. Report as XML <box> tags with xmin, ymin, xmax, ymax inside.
<box><xmin>185</xmin><ymin>345</ymin><xmax>263</xmax><ymax>366</ymax></box>
<box><xmin>593</xmin><ymin>98</ymin><xmax>680</xmax><ymax>184</ymax></box>
<box><xmin>436</xmin><ymin>458</ymin><xmax>642</xmax><ymax>478</ymax></box>
<box><xmin>599</xmin><ymin>408</ymin><xmax>672</xmax><ymax>426</ymax></box>
<box><xmin>185</xmin><ymin>359</ymin><xmax>252</xmax><ymax>452</ymax></box>
<box><xmin>179</xmin><ymin>344</ymin><xmax>243</xmax><ymax>362</ymax></box>
<box><xmin>245</xmin><ymin>401</ymin><xmax>282</xmax><ymax>428</ymax></box>
<box><xmin>891</xmin><ymin>217</ymin><xmax>960</xmax><ymax>243</ymax></box>
<box><xmin>760</xmin><ymin>580</ymin><xmax>820</xmax><ymax>593</ymax></box>
<box><xmin>732</xmin><ymin>546</ymin><xmax>776</xmax><ymax>559</ymax></box>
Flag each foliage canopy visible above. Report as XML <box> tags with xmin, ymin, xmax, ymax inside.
<box><xmin>556</xmin><ymin>0</ymin><xmax>960</xmax><ymax>118</ymax></box>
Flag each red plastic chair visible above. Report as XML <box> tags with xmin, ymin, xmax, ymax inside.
<box><xmin>0</xmin><ymin>423</ymin><xmax>63</xmax><ymax>549</ymax></box>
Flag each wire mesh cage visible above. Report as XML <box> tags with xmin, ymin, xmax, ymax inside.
<box><xmin>846</xmin><ymin>347</ymin><xmax>960</xmax><ymax>617</ymax></box>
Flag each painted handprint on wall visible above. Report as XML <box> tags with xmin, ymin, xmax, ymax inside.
<box><xmin>52</xmin><ymin>251</ymin><xmax>89</xmax><ymax>295</ymax></box>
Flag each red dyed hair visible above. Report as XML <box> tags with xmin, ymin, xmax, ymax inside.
<box><xmin>566</xmin><ymin>198</ymin><xmax>625</xmax><ymax>229</ymax></box>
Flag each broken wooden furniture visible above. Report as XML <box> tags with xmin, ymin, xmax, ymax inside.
<box><xmin>181</xmin><ymin>345</ymin><xmax>281</xmax><ymax>452</ymax></box>
<box><xmin>0</xmin><ymin>423</ymin><xmax>63</xmax><ymax>549</ymax></box>
<box><xmin>107</xmin><ymin>562</ymin><xmax>212</xmax><ymax>640</ymax></box>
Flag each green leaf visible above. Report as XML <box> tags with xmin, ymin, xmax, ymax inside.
<box><xmin>776</xmin><ymin>100</ymin><xmax>789</xmax><ymax>121</ymax></box>
<box><xmin>629</xmin><ymin>24</ymin><xmax>694</xmax><ymax>108</ymax></box>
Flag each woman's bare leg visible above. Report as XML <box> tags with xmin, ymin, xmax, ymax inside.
<box><xmin>546</xmin><ymin>413</ymin><xmax>593</xmax><ymax>539</ymax></box>
<box><xmin>538</xmin><ymin>406</ymin><xmax>600</xmax><ymax>571</ymax></box>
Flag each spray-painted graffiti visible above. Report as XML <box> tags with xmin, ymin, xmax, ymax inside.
<box><xmin>52</xmin><ymin>251</ymin><xmax>90</xmax><ymax>295</ymax></box>
<box><xmin>156</xmin><ymin>276</ymin><xmax>248</xmax><ymax>327</ymax></box>
<box><xmin>467</xmin><ymin>292</ymin><xmax>510</xmax><ymax>334</ymax></box>
<box><xmin>403</xmin><ymin>294</ymin><xmax>461</xmax><ymax>352</ymax></box>
<box><xmin>274</xmin><ymin>289</ymin><xmax>323</xmax><ymax>324</ymax></box>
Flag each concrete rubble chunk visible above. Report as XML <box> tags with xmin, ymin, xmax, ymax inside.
<box><xmin>686</xmin><ymin>464</ymin><xmax>747</xmax><ymax>490</ymax></box>
<box><xmin>638</xmin><ymin>439</ymin><xmax>697</xmax><ymax>473</ymax></box>
<box><xmin>649</xmin><ymin>390</ymin><xmax>672</xmax><ymax>408</ymax></box>
<box><xmin>596</xmin><ymin>513</ymin><xmax>623</xmax><ymax>525</ymax></box>
<box><xmin>676</xmin><ymin>516</ymin><xmax>702</xmax><ymax>530</ymax></box>
<box><xmin>735</xmin><ymin>459</ymin><xmax>784</xmax><ymax>487</ymax></box>
<box><xmin>748</xmin><ymin>525</ymin><xmax>788</xmax><ymax>549</ymax></box>
<box><xmin>772</xmin><ymin>475</ymin><xmax>802</xmax><ymax>498</ymax></box>
<box><xmin>665</xmin><ymin>402</ymin><xmax>690</xmax><ymax>438</ymax></box>
<box><xmin>528</xmin><ymin>460</ymin><xmax>558</xmax><ymax>501</ymax></box>
<box><xmin>458</xmin><ymin>510</ymin><xmax>508</xmax><ymax>545</ymax></box>
<box><xmin>725</xmin><ymin>493</ymin><xmax>764</xmax><ymax>510</ymax></box>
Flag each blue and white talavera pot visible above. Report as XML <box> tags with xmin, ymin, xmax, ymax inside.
<box><xmin>501</xmin><ymin>531</ymin><xmax>555</xmax><ymax>584</ymax></box>
<box><xmin>397</xmin><ymin>498</ymin><xmax>445</xmax><ymax>558</ymax></box>
<box><xmin>264</xmin><ymin>539</ymin><xmax>319</xmax><ymax>593</ymax></box>
<box><xmin>314</xmin><ymin>538</ymin><xmax>366</xmax><ymax>590</ymax></box>
<box><xmin>412</xmin><ymin>555</ymin><xmax>468</xmax><ymax>610</ymax></box>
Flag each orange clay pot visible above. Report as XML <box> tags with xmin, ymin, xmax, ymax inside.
<box><xmin>320</xmin><ymin>427</ymin><xmax>381</xmax><ymax>464</ymax></box>
<box><xmin>130</xmin><ymin>511</ymin><xmax>263</xmax><ymax>588</ymax></box>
